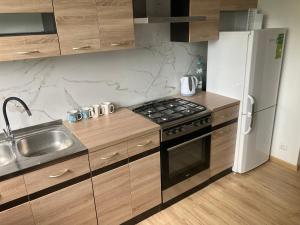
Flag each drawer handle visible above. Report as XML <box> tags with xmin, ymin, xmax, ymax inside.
<box><xmin>17</xmin><ymin>50</ymin><xmax>40</xmax><ymax>55</ymax></box>
<box><xmin>137</xmin><ymin>140</ymin><xmax>152</xmax><ymax>147</ymax></box>
<box><xmin>72</xmin><ymin>46</ymin><xmax>92</xmax><ymax>50</ymax></box>
<box><xmin>49</xmin><ymin>169</ymin><xmax>70</xmax><ymax>178</ymax></box>
<box><xmin>100</xmin><ymin>152</ymin><xmax>120</xmax><ymax>160</ymax></box>
<box><xmin>111</xmin><ymin>43</ymin><xmax>126</xmax><ymax>47</ymax></box>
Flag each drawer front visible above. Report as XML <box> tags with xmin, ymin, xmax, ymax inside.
<box><xmin>0</xmin><ymin>34</ymin><xmax>60</xmax><ymax>62</ymax></box>
<box><xmin>0</xmin><ymin>176</ymin><xmax>27</xmax><ymax>204</ymax></box>
<box><xmin>24</xmin><ymin>155</ymin><xmax>90</xmax><ymax>194</ymax></box>
<box><xmin>211</xmin><ymin>122</ymin><xmax>238</xmax><ymax>176</ymax></box>
<box><xmin>0</xmin><ymin>0</ymin><xmax>53</xmax><ymax>13</ymax></box>
<box><xmin>89</xmin><ymin>142</ymin><xmax>128</xmax><ymax>171</ymax></box>
<box><xmin>0</xmin><ymin>203</ymin><xmax>35</xmax><ymax>225</ymax></box>
<box><xmin>212</xmin><ymin>104</ymin><xmax>239</xmax><ymax>126</ymax></box>
<box><xmin>128</xmin><ymin>132</ymin><xmax>160</xmax><ymax>157</ymax></box>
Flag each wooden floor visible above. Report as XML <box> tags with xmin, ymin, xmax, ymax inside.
<box><xmin>140</xmin><ymin>162</ymin><xmax>300</xmax><ymax>225</ymax></box>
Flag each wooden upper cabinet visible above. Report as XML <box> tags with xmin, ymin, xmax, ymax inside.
<box><xmin>0</xmin><ymin>0</ymin><xmax>53</xmax><ymax>13</ymax></box>
<box><xmin>129</xmin><ymin>152</ymin><xmax>162</xmax><ymax>216</ymax></box>
<box><xmin>220</xmin><ymin>0</ymin><xmax>258</xmax><ymax>11</ymax></box>
<box><xmin>0</xmin><ymin>203</ymin><xmax>35</xmax><ymax>225</ymax></box>
<box><xmin>95</xmin><ymin>0</ymin><xmax>135</xmax><ymax>50</ymax></box>
<box><xmin>0</xmin><ymin>34</ymin><xmax>60</xmax><ymax>62</ymax></box>
<box><xmin>93</xmin><ymin>165</ymin><xmax>132</xmax><ymax>225</ymax></box>
<box><xmin>189</xmin><ymin>0</ymin><xmax>220</xmax><ymax>42</ymax></box>
<box><xmin>52</xmin><ymin>0</ymin><xmax>101</xmax><ymax>55</ymax></box>
<box><xmin>30</xmin><ymin>179</ymin><xmax>97</xmax><ymax>225</ymax></box>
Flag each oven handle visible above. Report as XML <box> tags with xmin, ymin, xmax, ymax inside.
<box><xmin>167</xmin><ymin>132</ymin><xmax>212</xmax><ymax>152</ymax></box>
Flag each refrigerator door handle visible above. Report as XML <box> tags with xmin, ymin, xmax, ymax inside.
<box><xmin>243</xmin><ymin>95</ymin><xmax>255</xmax><ymax>135</ymax></box>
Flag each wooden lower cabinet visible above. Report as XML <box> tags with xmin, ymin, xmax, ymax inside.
<box><xmin>30</xmin><ymin>179</ymin><xmax>97</xmax><ymax>225</ymax></box>
<box><xmin>0</xmin><ymin>203</ymin><xmax>35</xmax><ymax>225</ymax></box>
<box><xmin>93</xmin><ymin>165</ymin><xmax>132</xmax><ymax>225</ymax></box>
<box><xmin>129</xmin><ymin>152</ymin><xmax>162</xmax><ymax>216</ymax></box>
<box><xmin>210</xmin><ymin>122</ymin><xmax>238</xmax><ymax>176</ymax></box>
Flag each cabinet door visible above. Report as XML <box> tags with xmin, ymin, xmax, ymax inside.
<box><xmin>30</xmin><ymin>180</ymin><xmax>97</xmax><ymax>225</ymax></box>
<box><xmin>53</xmin><ymin>0</ymin><xmax>101</xmax><ymax>55</ymax></box>
<box><xmin>96</xmin><ymin>0</ymin><xmax>135</xmax><ymax>50</ymax></box>
<box><xmin>0</xmin><ymin>203</ymin><xmax>35</xmax><ymax>225</ymax></box>
<box><xmin>0</xmin><ymin>176</ymin><xmax>27</xmax><ymax>205</ymax></box>
<box><xmin>0</xmin><ymin>34</ymin><xmax>60</xmax><ymax>62</ymax></box>
<box><xmin>93</xmin><ymin>164</ymin><xmax>132</xmax><ymax>225</ymax></box>
<box><xmin>220</xmin><ymin>0</ymin><xmax>258</xmax><ymax>11</ymax></box>
<box><xmin>211</xmin><ymin>122</ymin><xmax>238</xmax><ymax>176</ymax></box>
<box><xmin>189</xmin><ymin>0</ymin><xmax>220</xmax><ymax>42</ymax></box>
<box><xmin>0</xmin><ymin>0</ymin><xmax>53</xmax><ymax>13</ymax></box>
<box><xmin>129</xmin><ymin>152</ymin><xmax>161</xmax><ymax>216</ymax></box>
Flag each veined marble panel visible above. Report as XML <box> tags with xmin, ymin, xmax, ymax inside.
<box><xmin>0</xmin><ymin>24</ymin><xmax>206</xmax><ymax>130</ymax></box>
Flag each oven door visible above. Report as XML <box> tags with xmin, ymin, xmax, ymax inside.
<box><xmin>161</xmin><ymin>126</ymin><xmax>211</xmax><ymax>190</ymax></box>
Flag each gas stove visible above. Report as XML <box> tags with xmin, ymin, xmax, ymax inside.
<box><xmin>131</xmin><ymin>98</ymin><xmax>212</xmax><ymax>141</ymax></box>
<box><xmin>131</xmin><ymin>97</ymin><xmax>212</xmax><ymax>202</ymax></box>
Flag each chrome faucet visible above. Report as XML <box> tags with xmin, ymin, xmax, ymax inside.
<box><xmin>2</xmin><ymin>97</ymin><xmax>32</xmax><ymax>141</ymax></box>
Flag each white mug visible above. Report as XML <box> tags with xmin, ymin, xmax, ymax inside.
<box><xmin>91</xmin><ymin>104</ymin><xmax>103</xmax><ymax>118</ymax></box>
<box><xmin>101</xmin><ymin>102</ymin><xmax>115</xmax><ymax>115</ymax></box>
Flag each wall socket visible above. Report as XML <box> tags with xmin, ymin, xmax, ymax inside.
<box><xmin>280</xmin><ymin>144</ymin><xmax>288</xmax><ymax>152</ymax></box>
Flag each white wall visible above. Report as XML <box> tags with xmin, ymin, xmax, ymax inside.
<box><xmin>258</xmin><ymin>0</ymin><xmax>300</xmax><ymax>166</ymax></box>
<box><xmin>0</xmin><ymin>24</ymin><xmax>206</xmax><ymax>130</ymax></box>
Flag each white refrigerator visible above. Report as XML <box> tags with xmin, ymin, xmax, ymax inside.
<box><xmin>207</xmin><ymin>29</ymin><xmax>287</xmax><ymax>173</ymax></box>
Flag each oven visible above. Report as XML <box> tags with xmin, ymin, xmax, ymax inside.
<box><xmin>160</xmin><ymin>118</ymin><xmax>212</xmax><ymax>203</ymax></box>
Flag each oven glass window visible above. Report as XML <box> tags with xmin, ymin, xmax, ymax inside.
<box><xmin>167</xmin><ymin>136</ymin><xmax>208</xmax><ymax>178</ymax></box>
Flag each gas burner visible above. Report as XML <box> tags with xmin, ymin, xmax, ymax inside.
<box><xmin>132</xmin><ymin>98</ymin><xmax>208</xmax><ymax>126</ymax></box>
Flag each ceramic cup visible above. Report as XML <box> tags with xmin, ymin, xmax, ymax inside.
<box><xmin>67</xmin><ymin>110</ymin><xmax>82</xmax><ymax>123</ymax></box>
<box><xmin>101</xmin><ymin>102</ymin><xmax>115</xmax><ymax>115</ymax></box>
<box><xmin>91</xmin><ymin>104</ymin><xmax>103</xmax><ymax>118</ymax></box>
<box><xmin>80</xmin><ymin>107</ymin><xmax>93</xmax><ymax>120</ymax></box>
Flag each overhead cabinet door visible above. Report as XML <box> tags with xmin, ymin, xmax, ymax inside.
<box><xmin>189</xmin><ymin>0</ymin><xmax>220</xmax><ymax>42</ymax></box>
<box><xmin>96</xmin><ymin>0</ymin><xmax>135</xmax><ymax>50</ymax></box>
<box><xmin>220</xmin><ymin>0</ymin><xmax>258</xmax><ymax>11</ymax></box>
<box><xmin>0</xmin><ymin>0</ymin><xmax>53</xmax><ymax>13</ymax></box>
<box><xmin>53</xmin><ymin>0</ymin><xmax>101</xmax><ymax>55</ymax></box>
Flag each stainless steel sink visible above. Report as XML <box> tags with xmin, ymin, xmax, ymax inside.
<box><xmin>17</xmin><ymin>130</ymin><xmax>74</xmax><ymax>157</ymax></box>
<box><xmin>0</xmin><ymin>143</ymin><xmax>15</xmax><ymax>166</ymax></box>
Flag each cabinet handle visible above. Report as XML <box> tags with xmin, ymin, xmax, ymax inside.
<box><xmin>111</xmin><ymin>43</ymin><xmax>126</xmax><ymax>47</ymax></box>
<box><xmin>49</xmin><ymin>169</ymin><xmax>70</xmax><ymax>178</ymax></box>
<box><xmin>100</xmin><ymin>152</ymin><xmax>120</xmax><ymax>160</ymax></box>
<box><xmin>17</xmin><ymin>50</ymin><xmax>40</xmax><ymax>55</ymax></box>
<box><xmin>137</xmin><ymin>140</ymin><xmax>152</xmax><ymax>147</ymax></box>
<box><xmin>72</xmin><ymin>46</ymin><xmax>92</xmax><ymax>50</ymax></box>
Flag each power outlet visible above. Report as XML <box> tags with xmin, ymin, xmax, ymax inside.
<box><xmin>280</xmin><ymin>144</ymin><xmax>288</xmax><ymax>152</ymax></box>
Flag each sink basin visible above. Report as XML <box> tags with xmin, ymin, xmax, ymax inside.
<box><xmin>17</xmin><ymin>130</ymin><xmax>74</xmax><ymax>157</ymax></box>
<box><xmin>0</xmin><ymin>143</ymin><xmax>15</xmax><ymax>166</ymax></box>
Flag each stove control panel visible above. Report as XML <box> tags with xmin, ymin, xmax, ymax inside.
<box><xmin>162</xmin><ymin>116</ymin><xmax>212</xmax><ymax>142</ymax></box>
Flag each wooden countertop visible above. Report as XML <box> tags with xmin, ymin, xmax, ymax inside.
<box><xmin>65</xmin><ymin>108</ymin><xmax>160</xmax><ymax>151</ymax></box>
<box><xmin>180</xmin><ymin>91</ymin><xmax>239</xmax><ymax>112</ymax></box>
<box><xmin>65</xmin><ymin>92</ymin><xmax>238</xmax><ymax>151</ymax></box>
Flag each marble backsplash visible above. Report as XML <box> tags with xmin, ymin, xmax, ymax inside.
<box><xmin>0</xmin><ymin>24</ymin><xmax>206</xmax><ymax>130</ymax></box>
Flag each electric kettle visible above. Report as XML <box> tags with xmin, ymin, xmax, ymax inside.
<box><xmin>180</xmin><ymin>75</ymin><xmax>198</xmax><ymax>96</ymax></box>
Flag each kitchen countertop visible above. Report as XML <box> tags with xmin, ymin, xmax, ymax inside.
<box><xmin>0</xmin><ymin>91</ymin><xmax>238</xmax><ymax>182</ymax></box>
<box><xmin>180</xmin><ymin>91</ymin><xmax>239</xmax><ymax>112</ymax></box>
<box><xmin>66</xmin><ymin>91</ymin><xmax>239</xmax><ymax>151</ymax></box>
<box><xmin>65</xmin><ymin>108</ymin><xmax>161</xmax><ymax>151</ymax></box>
